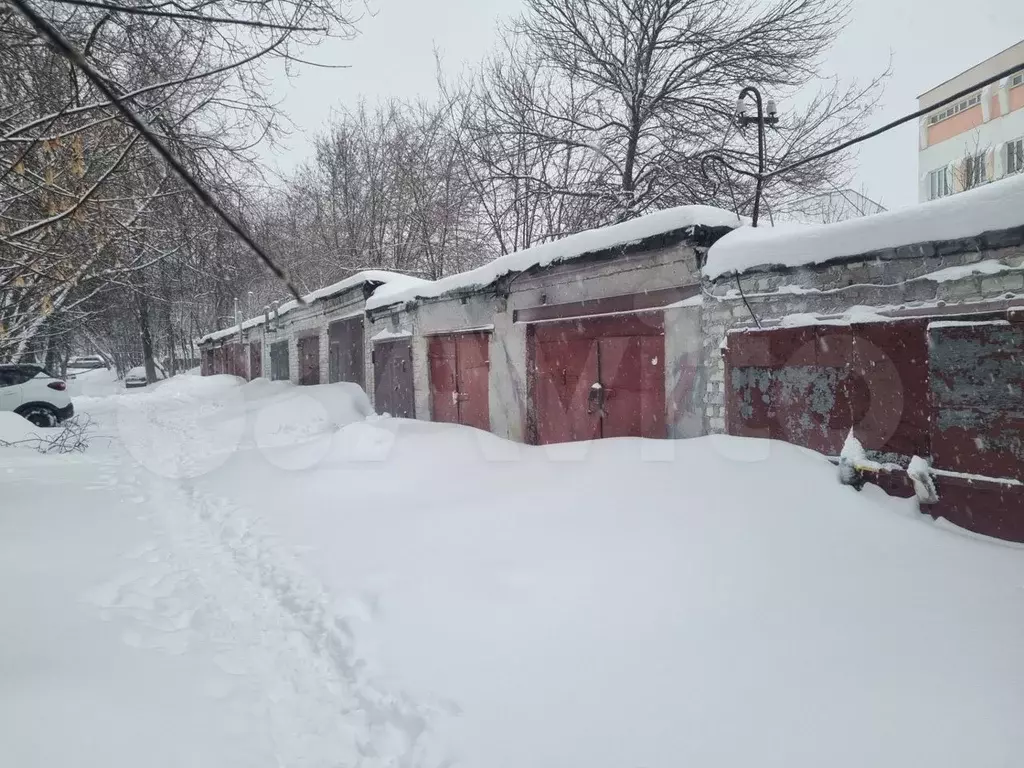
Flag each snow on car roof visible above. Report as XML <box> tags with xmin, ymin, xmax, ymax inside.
<box><xmin>365</xmin><ymin>205</ymin><xmax>742</xmax><ymax>311</ymax></box>
<box><xmin>703</xmin><ymin>172</ymin><xmax>1024</xmax><ymax>279</ymax></box>
<box><xmin>198</xmin><ymin>271</ymin><xmax>424</xmax><ymax>345</ymax></box>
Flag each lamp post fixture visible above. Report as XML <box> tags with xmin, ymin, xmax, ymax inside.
<box><xmin>701</xmin><ymin>86</ymin><xmax>778</xmax><ymax>227</ymax></box>
<box><xmin>735</xmin><ymin>86</ymin><xmax>777</xmax><ymax>228</ymax></box>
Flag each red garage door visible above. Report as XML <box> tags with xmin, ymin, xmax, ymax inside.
<box><xmin>428</xmin><ymin>332</ymin><xmax>490</xmax><ymax>431</ymax></box>
<box><xmin>530</xmin><ymin>314</ymin><xmax>665</xmax><ymax>445</ymax></box>
<box><xmin>298</xmin><ymin>335</ymin><xmax>320</xmax><ymax>385</ymax></box>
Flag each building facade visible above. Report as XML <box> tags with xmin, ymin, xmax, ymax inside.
<box><xmin>918</xmin><ymin>39</ymin><xmax>1024</xmax><ymax>202</ymax></box>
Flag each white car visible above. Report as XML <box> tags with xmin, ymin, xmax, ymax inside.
<box><xmin>67</xmin><ymin>355</ymin><xmax>109</xmax><ymax>370</ymax></box>
<box><xmin>124</xmin><ymin>363</ymin><xmax>167</xmax><ymax>389</ymax></box>
<box><xmin>0</xmin><ymin>364</ymin><xmax>74</xmax><ymax>427</ymax></box>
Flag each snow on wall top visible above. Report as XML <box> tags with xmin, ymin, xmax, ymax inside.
<box><xmin>704</xmin><ymin>172</ymin><xmax>1024</xmax><ymax>279</ymax></box>
<box><xmin>365</xmin><ymin>205</ymin><xmax>742</xmax><ymax>311</ymax></box>
<box><xmin>199</xmin><ymin>270</ymin><xmax>425</xmax><ymax>344</ymax></box>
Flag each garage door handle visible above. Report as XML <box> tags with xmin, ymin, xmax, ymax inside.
<box><xmin>587</xmin><ymin>384</ymin><xmax>604</xmax><ymax>414</ymax></box>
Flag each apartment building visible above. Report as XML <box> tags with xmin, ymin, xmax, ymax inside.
<box><xmin>918</xmin><ymin>39</ymin><xmax>1024</xmax><ymax>201</ymax></box>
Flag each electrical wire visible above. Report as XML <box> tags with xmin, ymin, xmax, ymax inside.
<box><xmin>766</xmin><ymin>61</ymin><xmax>1024</xmax><ymax>182</ymax></box>
<box><xmin>8</xmin><ymin>0</ymin><xmax>305</xmax><ymax>301</ymax></box>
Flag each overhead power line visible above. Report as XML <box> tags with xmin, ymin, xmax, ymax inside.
<box><xmin>766</xmin><ymin>62</ymin><xmax>1024</xmax><ymax>182</ymax></box>
<box><xmin>8</xmin><ymin>0</ymin><xmax>304</xmax><ymax>301</ymax></box>
<box><xmin>48</xmin><ymin>0</ymin><xmax>327</xmax><ymax>31</ymax></box>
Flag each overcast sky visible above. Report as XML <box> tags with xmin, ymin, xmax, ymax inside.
<box><xmin>266</xmin><ymin>0</ymin><xmax>1024</xmax><ymax>211</ymax></box>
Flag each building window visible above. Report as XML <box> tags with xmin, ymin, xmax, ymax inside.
<box><xmin>1011</xmin><ymin>73</ymin><xmax>1024</xmax><ymax>89</ymax></box>
<box><xmin>1008</xmin><ymin>138</ymin><xmax>1024</xmax><ymax>175</ymax></box>
<box><xmin>928</xmin><ymin>167</ymin><xmax>951</xmax><ymax>199</ymax></box>
<box><xmin>965</xmin><ymin>153</ymin><xmax>987</xmax><ymax>187</ymax></box>
<box><xmin>928</xmin><ymin>93</ymin><xmax>982</xmax><ymax>125</ymax></box>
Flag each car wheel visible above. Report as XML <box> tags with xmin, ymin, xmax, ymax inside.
<box><xmin>18</xmin><ymin>405</ymin><xmax>58</xmax><ymax>428</ymax></box>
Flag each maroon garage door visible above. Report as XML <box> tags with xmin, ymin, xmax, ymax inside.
<box><xmin>724</xmin><ymin>320</ymin><xmax>930</xmax><ymax>458</ymax></box>
<box><xmin>529</xmin><ymin>314</ymin><xmax>665</xmax><ymax>445</ymax></box>
<box><xmin>373</xmin><ymin>338</ymin><xmax>415</xmax><ymax>418</ymax></box>
<box><xmin>297</xmin><ymin>335</ymin><xmax>320</xmax><ymax>385</ymax></box>
<box><xmin>249</xmin><ymin>341</ymin><xmax>262</xmax><ymax>380</ymax></box>
<box><xmin>927</xmin><ymin>320</ymin><xmax>1024</xmax><ymax>541</ymax></box>
<box><xmin>725</xmin><ymin>316</ymin><xmax>1024</xmax><ymax>543</ymax></box>
<box><xmin>428</xmin><ymin>332</ymin><xmax>490</xmax><ymax>431</ymax></box>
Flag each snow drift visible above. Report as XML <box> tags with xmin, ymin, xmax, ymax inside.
<box><xmin>704</xmin><ymin>172</ymin><xmax>1024</xmax><ymax>278</ymax></box>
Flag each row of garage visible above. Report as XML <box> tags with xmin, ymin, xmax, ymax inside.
<box><xmin>200</xmin><ymin>210</ymin><xmax>737</xmax><ymax>445</ymax></box>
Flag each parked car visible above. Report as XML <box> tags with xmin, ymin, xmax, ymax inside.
<box><xmin>67</xmin><ymin>355</ymin><xmax>109</xmax><ymax>370</ymax></box>
<box><xmin>124</xmin><ymin>363</ymin><xmax>167</xmax><ymax>389</ymax></box>
<box><xmin>0</xmin><ymin>364</ymin><xmax>74</xmax><ymax>427</ymax></box>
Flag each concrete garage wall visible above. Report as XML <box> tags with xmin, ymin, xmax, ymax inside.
<box><xmin>663</xmin><ymin>301</ymin><xmax>705</xmax><ymax>438</ymax></box>
<box><xmin>506</xmin><ymin>238</ymin><xmax>702</xmax><ymax>310</ymax></box>
<box><xmin>242</xmin><ymin>287</ymin><xmax>370</xmax><ymax>386</ymax></box>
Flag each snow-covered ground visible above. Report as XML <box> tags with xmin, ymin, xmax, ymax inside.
<box><xmin>2</xmin><ymin>374</ymin><xmax>1023</xmax><ymax>767</ymax></box>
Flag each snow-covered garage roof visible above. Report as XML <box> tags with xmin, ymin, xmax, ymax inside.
<box><xmin>704</xmin><ymin>173</ymin><xmax>1024</xmax><ymax>279</ymax></box>
<box><xmin>199</xmin><ymin>270</ymin><xmax>426</xmax><ymax>345</ymax></box>
<box><xmin>365</xmin><ymin>205</ymin><xmax>742</xmax><ymax>311</ymax></box>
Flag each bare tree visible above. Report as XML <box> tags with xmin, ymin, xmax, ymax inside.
<box><xmin>1</xmin><ymin>0</ymin><xmax>359</xmax><ymax>366</ymax></box>
<box><xmin>490</xmin><ymin>0</ymin><xmax>888</xmax><ymax>222</ymax></box>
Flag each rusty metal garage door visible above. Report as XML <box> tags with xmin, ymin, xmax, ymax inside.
<box><xmin>249</xmin><ymin>341</ymin><xmax>262</xmax><ymax>380</ymax></box>
<box><xmin>224</xmin><ymin>342</ymin><xmax>246</xmax><ymax>378</ymax></box>
<box><xmin>328</xmin><ymin>316</ymin><xmax>364</xmax><ymax>387</ymax></box>
<box><xmin>529</xmin><ymin>314</ymin><xmax>665</xmax><ymax>445</ymax></box>
<box><xmin>428</xmin><ymin>332</ymin><xmax>490</xmax><ymax>431</ymax></box>
<box><xmin>298</xmin><ymin>335</ymin><xmax>320</xmax><ymax>386</ymax></box>
<box><xmin>724</xmin><ymin>320</ymin><xmax>930</xmax><ymax>459</ymax></box>
<box><xmin>927</xmin><ymin>319</ymin><xmax>1024</xmax><ymax>541</ymax></box>
<box><xmin>373</xmin><ymin>338</ymin><xmax>415</xmax><ymax>418</ymax></box>
<box><xmin>269</xmin><ymin>340</ymin><xmax>289</xmax><ymax>381</ymax></box>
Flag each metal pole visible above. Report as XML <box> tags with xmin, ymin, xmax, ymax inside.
<box><xmin>738</xmin><ymin>86</ymin><xmax>766</xmax><ymax>228</ymax></box>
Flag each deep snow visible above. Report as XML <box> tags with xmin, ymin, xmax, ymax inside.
<box><xmin>2</xmin><ymin>374</ymin><xmax>1023</xmax><ymax>767</ymax></box>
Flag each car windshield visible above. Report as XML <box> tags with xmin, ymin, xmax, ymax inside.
<box><xmin>2</xmin><ymin>3</ymin><xmax>1023</xmax><ymax>767</ymax></box>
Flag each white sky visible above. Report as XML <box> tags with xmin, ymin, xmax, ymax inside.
<box><xmin>265</xmin><ymin>0</ymin><xmax>1024</xmax><ymax>211</ymax></box>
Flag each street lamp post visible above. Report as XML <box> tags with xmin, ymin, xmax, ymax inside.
<box><xmin>701</xmin><ymin>86</ymin><xmax>778</xmax><ymax>227</ymax></box>
<box><xmin>735</xmin><ymin>86</ymin><xmax>778</xmax><ymax>227</ymax></box>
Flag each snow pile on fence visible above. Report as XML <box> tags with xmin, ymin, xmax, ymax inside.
<box><xmin>199</xmin><ymin>270</ymin><xmax>425</xmax><ymax>344</ymax></box>
<box><xmin>366</xmin><ymin>204</ymin><xmax>741</xmax><ymax>310</ymax></box>
<box><xmin>704</xmin><ymin>172</ymin><xmax>1024</xmax><ymax>279</ymax></box>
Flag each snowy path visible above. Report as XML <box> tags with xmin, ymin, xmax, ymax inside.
<box><xmin>1</xmin><ymin>447</ymin><xmax>276</xmax><ymax>767</ymax></box>
<box><xmin>2</xmin><ymin>379</ymin><xmax>444</xmax><ymax>768</ymax></box>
